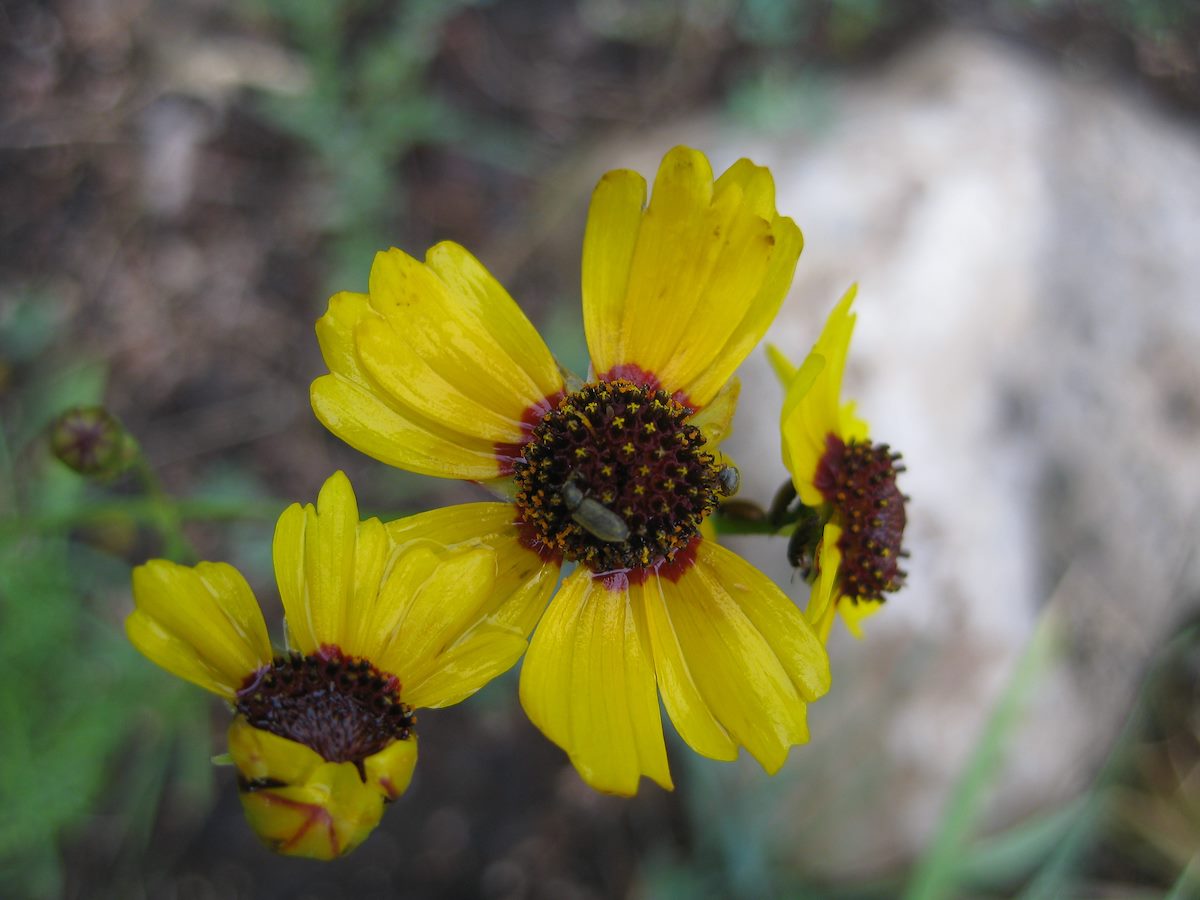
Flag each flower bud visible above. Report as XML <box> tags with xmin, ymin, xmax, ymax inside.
<box><xmin>48</xmin><ymin>406</ymin><xmax>132</xmax><ymax>477</ymax></box>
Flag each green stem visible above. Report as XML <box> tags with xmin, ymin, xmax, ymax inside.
<box><xmin>710</xmin><ymin>510</ymin><xmax>787</xmax><ymax>537</ymax></box>
<box><xmin>0</xmin><ymin>497</ymin><xmax>284</xmax><ymax>537</ymax></box>
<box><xmin>130</xmin><ymin>454</ymin><xmax>193</xmax><ymax>562</ymax></box>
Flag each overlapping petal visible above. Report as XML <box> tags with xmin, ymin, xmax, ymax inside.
<box><xmin>271</xmin><ymin>471</ymin><xmax>365</xmax><ymax>654</ymax></box>
<box><xmin>386</xmin><ymin>501</ymin><xmax>561</xmax><ymax>639</ymax></box>
<box><xmin>644</xmin><ymin>539</ymin><xmax>830</xmax><ymax>774</ymax></box>
<box><xmin>127</xmin><ymin>560</ymin><xmax>271</xmax><ymax>698</ymax></box>
<box><xmin>582</xmin><ymin>146</ymin><xmax>803</xmax><ymax>409</ymax></box>
<box><xmin>228</xmin><ymin>716</ymin><xmax>396</xmax><ymax>860</ymax></box>
<box><xmin>772</xmin><ymin>285</ymin><xmax>869</xmax><ymax>505</ymax></box>
<box><xmin>312</xmin><ymin>292</ymin><xmax>504</xmax><ymax>479</ymax></box>
<box><xmin>804</xmin><ymin>523</ymin><xmax>843</xmax><ymax>644</ymax></box>
<box><xmin>273</xmin><ymin>482</ymin><xmax>556</xmax><ymax>711</ymax></box>
<box><xmin>312</xmin><ymin>243</ymin><xmax>566</xmax><ymax>479</ymax></box>
<box><xmin>519</xmin><ymin>568</ymin><xmax>672</xmax><ymax>796</ymax></box>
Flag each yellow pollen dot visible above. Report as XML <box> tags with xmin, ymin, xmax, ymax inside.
<box><xmin>638</xmin><ymin>465</ymin><xmax>650</xmax><ymax>476</ymax></box>
<box><xmin>643</xmin><ymin>423</ymin><xmax>657</xmax><ymax>434</ymax></box>
<box><xmin>627</xmin><ymin>403</ymin><xmax>640</xmax><ymax>413</ymax></box>
<box><xmin>622</xmin><ymin>442</ymin><xmax>636</xmax><ymax>455</ymax></box>
<box><xmin>664</xmin><ymin>479</ymin><xmax>675</xmax><ymax>491</ymax></box>
<box><xmin>574</xmin><ymin>447</ymin><xmax>589</xmax><ymax>459</ymax></box>
<box><xmin>675</xmin><ymin>466</ymin><xmax>687</xmax><ymax>477</ymax></box>
<box><xmin>601</xmin><ymin>464</ymin><xmax>613</xmax><ymax>476</ymax></box>
<box><xmin>633</xmin><ymin>484</ymin><xmax>645</xmax><ymax>496</ymax></box>
<box><xmin>613</xmin><ymin>416</ymin><xmax>625</xmax><ymax>428</ymax></box>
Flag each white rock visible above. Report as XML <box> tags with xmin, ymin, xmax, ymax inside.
<box><xmin>610</xmin><ymin>28</ymin><xmax>1200</xmax><ymax>877</ymax></box>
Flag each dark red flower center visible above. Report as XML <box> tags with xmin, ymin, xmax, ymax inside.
<box><xmin>814</xmin><ymin>435</ymin><xmax>908</xmax><ymax>603</ymax></box>
<box><xmin>236</xmin><ymin>647</ymin><xmax>415</xmax><ymax>774</ymax></box>
<box><xmin>512</xmin><ymin>379</ymin><xmax>730</xmax><ymax>575</ymax></box>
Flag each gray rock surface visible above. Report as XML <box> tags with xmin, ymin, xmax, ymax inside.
<box><xmin>612</xmin><ymin>28</ymin><xmax>1200</xmax><ymax>877</ymax></box>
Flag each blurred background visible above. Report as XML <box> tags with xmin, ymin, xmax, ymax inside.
<box><xmin>2</xmin><ymin>1</ymin><xmax>1200</xmax><ymax>898</ymax></box>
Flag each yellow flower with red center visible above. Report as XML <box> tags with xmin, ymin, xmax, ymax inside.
<box><xmin>768</xmin><ymin>286</ymin><xmax>909</xmax><ymax>643</ymax></box>
<box><xmin>311</xmin><ymin>146</ymin><xmax>831</xmax><ymax>796</ymax></box>
<box><xmin>126</xmin><ymin>472</ymin><xmax>554</xmax><ymax>858</ymax></box>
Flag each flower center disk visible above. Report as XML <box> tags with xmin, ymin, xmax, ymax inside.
<box><xmin>236</xmin><ymin>649</ymin><xmax>415</xmax><ymax>770</ymax></box>
<box><xmin>814</xmin><ymin>436</ymin><xmax>908</xmax><ymax>603</ymax></box>
<box><xmin>514</xmin><ymin>379</ymin><xmax>722</xmax><ymax>573</ymax></box>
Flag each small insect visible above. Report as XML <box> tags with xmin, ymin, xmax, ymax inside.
<box><xmin>561</xmin><ymin>479</ymin><xmax>630</xmax><ymax>543</ymax></box>
<box><xmin>787</xmin><ymin>509</ymin><xmax>825</xmax><ymax>579</ymax></box>
<box><xmin>716</xmin><ymin>464</ymin><xmax>740</xmax><ymax>497</ymax></box>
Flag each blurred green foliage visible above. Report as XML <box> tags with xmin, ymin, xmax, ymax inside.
<box><xmin>0</xmin><ymin>295</ymin><xmax>213</xmax><ymax>898</ymax></box>
<box><xmin>242</xmin><ymin>0</ymin><xmax>531</xmax><ymax>294</ymax></box>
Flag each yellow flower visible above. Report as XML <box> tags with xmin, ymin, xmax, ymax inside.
<box><xmin>768</xmin><ymin>285</ymin><xmax>909</xmax><ymax>643</ymax></box>
<box><xmin>126</xmin><ymin>472</ymin><xmax>552</xmax><ymax>858</ymax></box>
<box><xmin>311</xmin><ymin>146</ymin><xmax>831</xmax><ymax>795</ymax></box>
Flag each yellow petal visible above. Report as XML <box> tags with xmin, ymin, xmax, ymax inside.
<box><xmin>803</xmin><ymin>522</ymin><xmax>843</xmax><ymax>642</ymax></box>
<box><xmin>519</xmin><ymin>569</ymin><xmax>672</xmax><ymax>795</ymax></box>
<box><xmin>659</xmin><ymin>542</ymin><xmax>828</xmax><ymax>774</ymax></box>
<box><xmin>689</xmin><ymin>377</ymin><xmax>739</xmax><ymax>448</ymax></box>
<box><xmin>367</xmin><ymin>504</ymin><xmax>558</xmax><ymax>709</ymax></box>
<box><xmin>228</xmin><ymin>718</ymin><xmax>388</xmax><ymax>860</ymax></box>
<box><xmin>583</xmin><ymin>147</ymin><xmax>802</xmax><ymax>408</ymax></box>
<box><xmin>424</xmin><ymin>241</ymin><xmax>564</xmax><ymax>405</ymax></box>
<box><xmin>127</xmin><ymin>560</ymin><xmax>271</xmax><ymax>698</ymax></box>
<box><xmin>312</xmin><ymin>291</ymin><xmax>505</xmax><ymax>480</ymax></box>
<box><xmin>272</xmin><ymin>472</ymin><xmax>362</xmax><ymax>654</ymax></box>
<box><xmin>696</xmin><ymin>540</ymin><xmax>830</xmax><ymax>702</ymax></box>
<box><xmin>780</xmin><ymin>351</ymin><xmax>829</xmax><ymax>507</ymax></box>
<box><xmin>355</xmin><ymin>314</ymin><xmax>527</xmax><ymax>443</ymax></box>
<box><xmin>779</xmin><ymin>285</ymin><xmax>867</xmax><ymax>504</ymax></box>
<box><xmin>373</xmin><ymin>546</ymin><xmax>544</xmax><ymax>708</ymax></box>
<box><xmin>342</xmin><ymin>516</ymin><xmax>392</xmax><ymax>659</ymax></box>
<box><xmin>363</xmin><ymin>735</ymin><xmax>419</xmax><ymax>801</ymax></box>
<box><xmin>582</xmin><ymin>168</ymin><xmax>647</xmax><ymax>376</ymax></box>
<box><xmin>765</xmin><ymin>343</ymin><xmax>797</xmax><ymax>385</ymax></box>
<box><xmin>386</xmin><ymin>502</ymin><xmax>560</xmax><ymax>639</ymax></box>
<box><xmin>368</xmin><ymin>246</ymin><xmax>561</xmax><ymax>427</ymax></box>
<box><xmin>228</xmin><ymin>713</ymin><xmax>325</xmax><ymax>785</ymax></box>
<box><xmin>402</xmin><ymin>628</ymin><xmax>530</xmax><ymax>709</ymax></box>
<box><xmin>636</xmin><ymin>576</ymin><xmax>737</xmax><ymax>761</ymax></box>
<box><xmin>373</xmin><ymin>547</ymin><xmax>500</xmax><ymax>684</ymax></box>
<box><xmin>839</xmin><ymin>596</ymin><xmax>884</xmax><ymax>639</ymax></box>
<box><xmin>684</xmin><ymin>212</ymin><xmax>803</xmax><ymax>407</ymax></box>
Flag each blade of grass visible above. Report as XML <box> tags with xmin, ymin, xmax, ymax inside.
<box><xmin>1020</xmin><ymin>623</ymin><xmax>1200</xmax><ymax>899</ymax></box>
<box><xmin>903</xmin><ymin>606</ymin><xmax>1058</xmax><ymax>900</ymax></box>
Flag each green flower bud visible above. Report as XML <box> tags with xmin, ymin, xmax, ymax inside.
<box><xmin>48</xmin><ymin>406</ymin><xmax>132</xmax><ymax>477</ymax></box>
